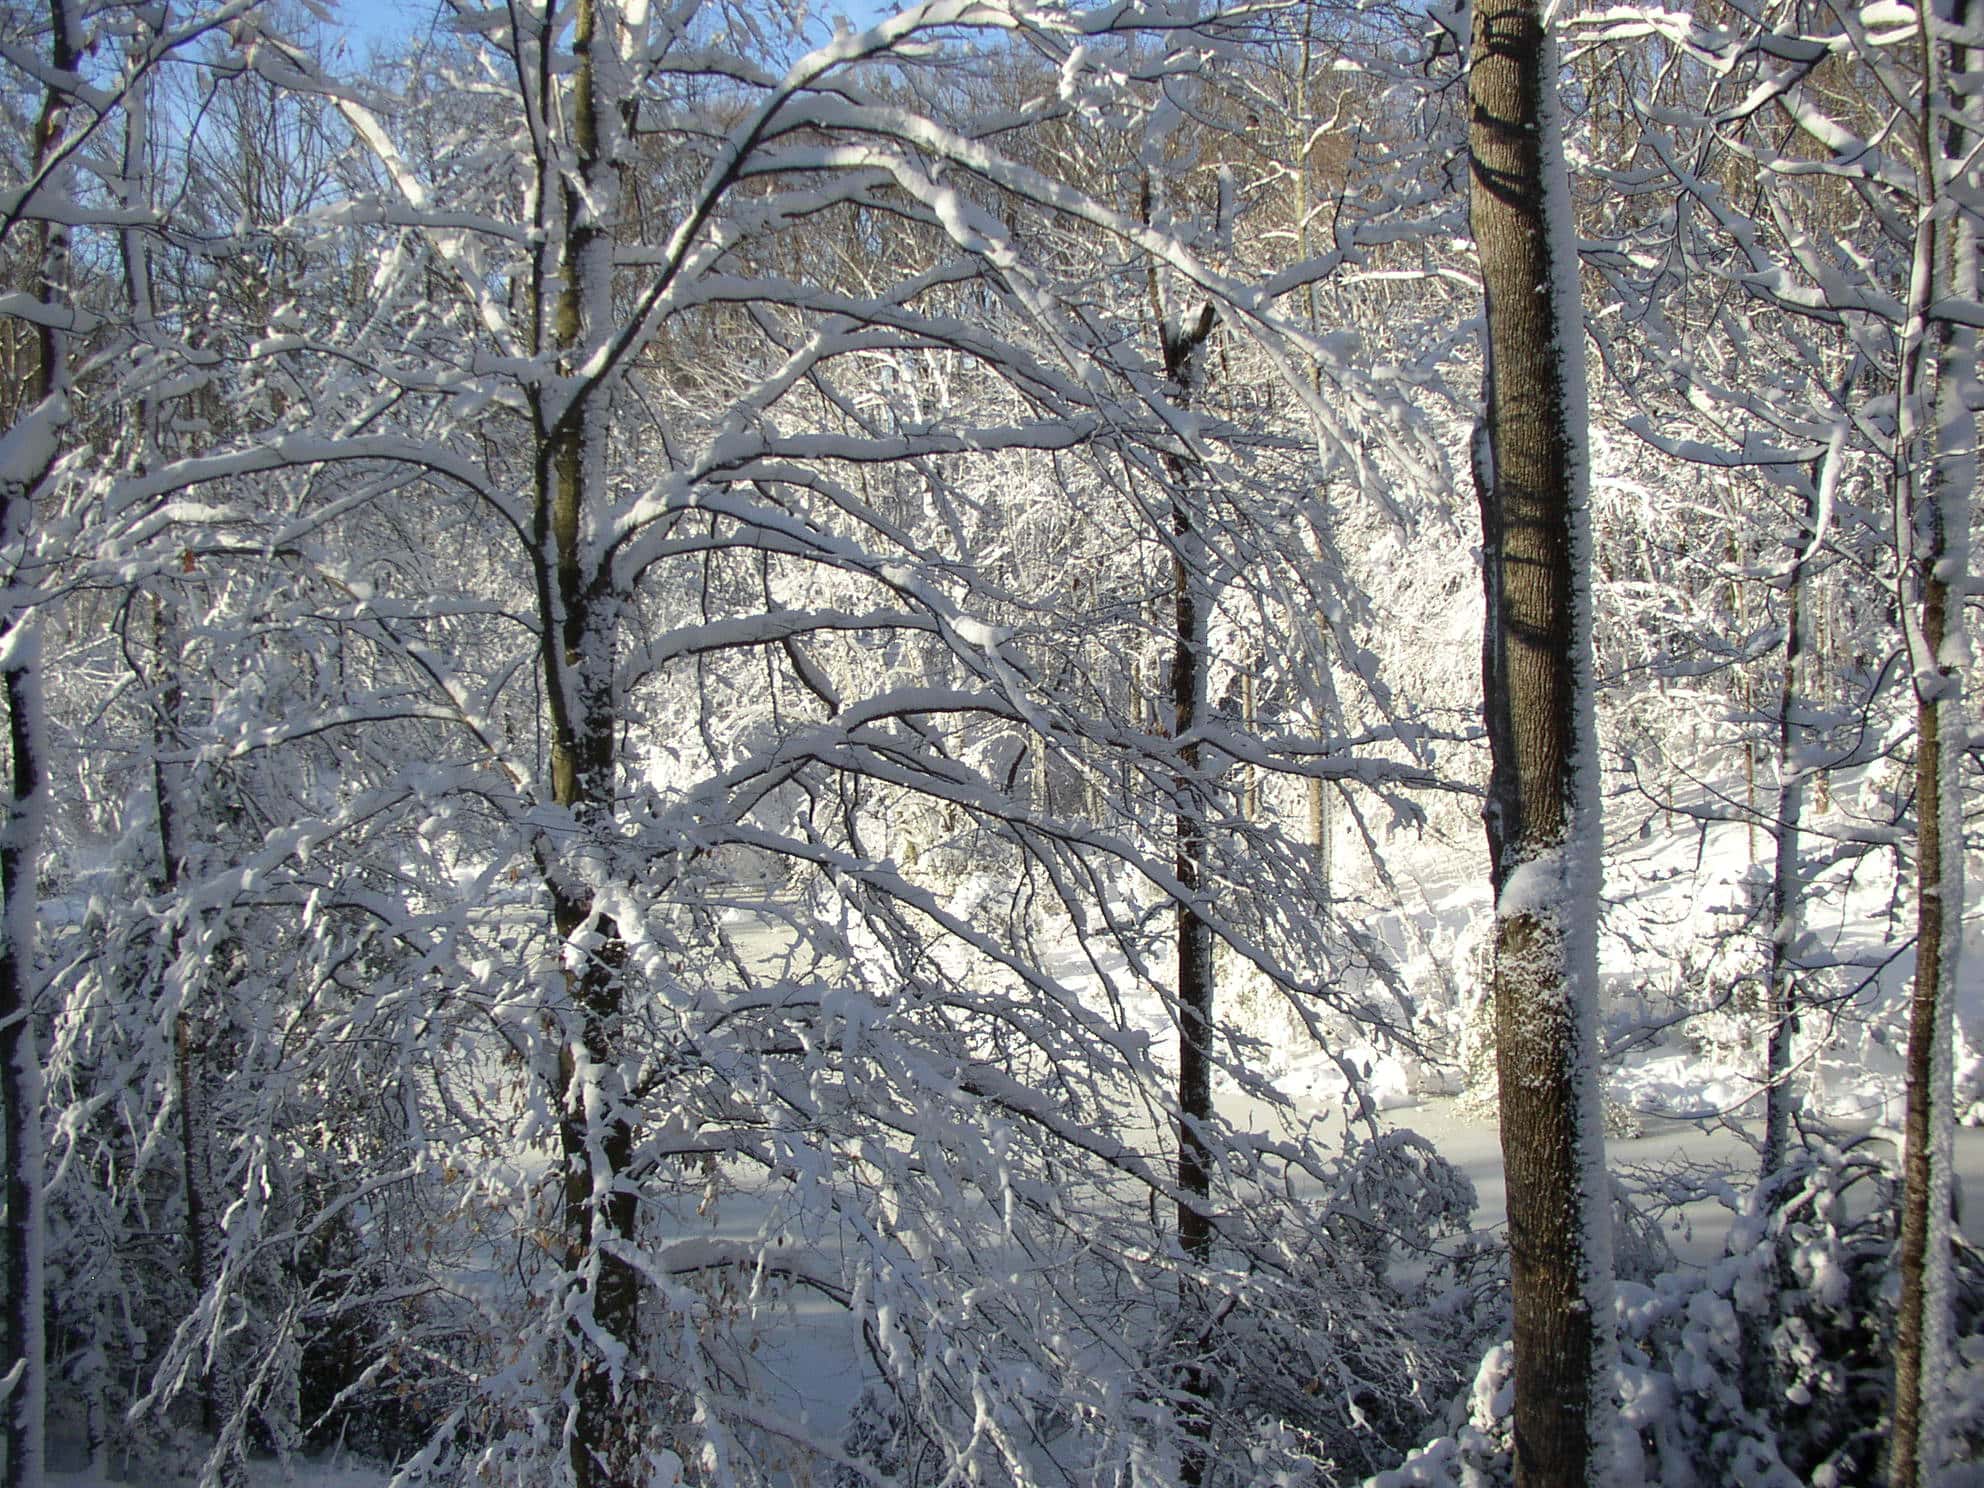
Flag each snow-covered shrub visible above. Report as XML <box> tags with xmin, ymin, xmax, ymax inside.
<box><xmin>1611</xmin><ymin>1183</ymin><xmax>1676</xmax><ymax>1287</ymax></box>
<box><xmin>1205</xmin><ymin>1131</ymin><xmax>1492</xmax><ymax>1483</ymax></box>
<box><xmin>825</xmin><ymin>1118</ymin><xmax>1490</xmax><ymax>1488</ymax></box>
<box><xmin>835</xmin><ymin>1386</ymin><xmax>946</xmax><ymax>1488</ymax></box>
<box><xmin>1371</xmin><ymin>1138</ymin><xmax>1984</xmax><ymax>1487</ymax></box>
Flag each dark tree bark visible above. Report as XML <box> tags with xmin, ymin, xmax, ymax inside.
<box><xmin>1143</xmin><ymin>173</ymin><xmax>1222</xmax><ymax>1482</ymax></box>
<box><xmin>1165</xmin><ymin>298</ymin><xmax>1218</xmax><ymax>1275</ymax></box>
<box><xmin>0</xmin><ymin>3</ymin><xmax>73</xmax><ymax>1480</ymax></box>
<box><xmin>1468</xmin><ymin>0</ymin><xmax>1615</xmax><ymax>1481</ymax></box>
<box><xmin>1163</xmin><ymin>297</ymin><xmax>1218</xmax><ymax>1488</ymax></box>
<box><xmin>0</xmin><ymin>664</ymin><xmax>39</xmax><ymax>1488</ymax></box>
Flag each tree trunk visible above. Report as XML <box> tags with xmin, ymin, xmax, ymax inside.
<box><xmin>1240</xmin><ymin>673</ymin><xmax>1258</xmax><ymax>823</ymax></box>
<box><xmin>1173</xmin><ymin>466</ymin><xmax>1213</xmax><ymax>1271</ymax></box>
<box><xmin>1731</xmin><ymin>537</ymin><xmax>1758</xmax><ymax>866</ymax></box>
<box><xmin>1166</xmin><ymin>436</ymin><xmax>1214</xmax><ymax>1277</ymax></box>
<box><xmin>1</xmin><ymin>3</ymin><xmax>74</xmax><ymax>1477</ymax></box>
<box><xmin>1889</xmin><ymin>9</ymin><xmax>1973</xmax><ymax>1480</ymax></box>
<box><xmin>1761</xmin><ymin>465</ymin><xmax>1818</xmax><ymax>1181</ymax></box>
<box><xmin>0</xmin><ymin>661</ymin><xmax>42</xmax><ymax>1488</ymax></box>
<box><xmin>1468</xmin><ymin>0</ymin><xmax>1616</xmax><ymax>1479</ymax></box>
<box><xmin>1148</xmin><ymin>205</ymin><xmax>1221</xmax><ymax>1479</ymax></box>
<box><xmin>1307</xmin><ymin>776</ymin><xmax>1330</xmax><ymax>903</ymax></box>
<box><xmin>1743</xmin><ymin>674</ymin><xmax>1759</xmax><ymax>865</ymax></box>
<box><xmin>1746</xmin><ymin>429</ymin><xmax>1827</xmax><ymax>1422</ymax></box>
<box><xmin>1170</xmin><ymin>351</ymin><xmax>1217</xmax><ymax>1484</ymax></box>
<box><xmin>148</xmin><ymin>598</ymin><xmax>240</xmax><ymax>1464</ymax></box>
<box><xmin>535</xmin><ymin>3</ymin><xmax>640</xmax><ymax>1482</ymax></box>
<box><xmin>1294</xmin><ymin>61</ymin><xmax>1337</xmax><ymax>915</ymax></box>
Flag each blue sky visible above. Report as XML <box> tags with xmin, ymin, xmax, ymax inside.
<box><xmin>323</xmin><ymin>0</ymin><xmax>886</xmax><ymax>55</ymax></box>
<box><xmin>324</xmin><ymin>0</ymin><xmax>441</xmax><ymax>52</ymax></box>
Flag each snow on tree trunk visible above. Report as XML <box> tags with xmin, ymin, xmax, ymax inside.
<box><xmin>0</xmin><ymin>655</ymin><xmax>42</xmax><ymax>1488</ymax></box>
<box><xmin>1762</xmin><ymin>438</ymin><xmax>1825</xmax><ymax>1182</ymax></box>
<box><xmin>1154</xmin><ymin>242</ymin><xmax>1220</xmax><ymax>1481</ymax></box>
<box><xmin>1467</xmin><ymin>0</ymin><xmax>1617</xmax><ymax>1478</ymax></box>
<box><xmin>1889</xmin><ymin>7</ymin><xmax>1973</xmax><ymax>1482</ymax></box>
<box><xmin>1166</xmin><ymin>308</ymin><xmax>1217</xmax><ymax>1273</ymax></box>
<box><xmin>1</xmin><ymin>1</ymin><xmax>73</xmax><ymax>1477</ymax></box>
<box><xmin>533</xmin><ymin>1</ymin><xmax>641</xmax><ymax>1481</ymax></box>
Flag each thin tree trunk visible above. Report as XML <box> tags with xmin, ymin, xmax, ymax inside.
<box><xmin>1724</xmin><ymin>539</ymin><xmax>1761</xmax><ymax>865</ymax></box>
<box><xmin>1146</xmin><ymin>191</ymin><xmax>1221</xmax><ymax>1479</ymax></box>
<box><xmin>0</xmin><ymin>661</ymin><xmax>42</xmax><ymax>1488</ymax></box>
<box><xmin>1168</xmin><ymin>356</ymin><xmax>1217</xmax><ymax>1485</ymax></box>
<box><xmin>534</xmin><ymin>3</ymin><xmax>639</xmax><ymax>1482</ymax></box>
<box><xmin>152</xmin><ymin>604</ymin><xmax>210</xmax><ymax>1418</ymax></box>
<box><xmin>1890</xmin><ymin>10</ymin><xmax>1973</xmax><ymax>1480</ymax></box>
<box><xmin>1743</xmin><ymin>674</ymin><xmax>1759</xmax><ymax>865</ymax></box>
<box><xmin>1746</xmin><ymin>434</ymin><xmax>1826</xmax><ymax>1421</ymax></box>
<box><xmin>1814</xmin><ymin>586</ymin><xmax>1832</xmax><ymax>813</ymax></box>
<box><xmin>1468</xmin><ymin>0</ymin><xmax>1616</xmax><ymax>1478</ymax></box>
<box><xmin>148</xmin><ymin>597</ymin><xmax>238</xmax><ymax>1461</ymax></box>
<box><xmin>1761</xmin><ymin>464</ymin><xmax>1818</xmax><ymax>1180</ymax></box>
<box><xmin>1</xmin><ymin>3</ymin><xmax>74</xmax><ymax>1477</ymax></box>
<box><xmin>1294</xmin><ymin>45</ymin><xmax>1337</xmax><ymax>915</ymax></box>
<box><xmin>1241</xmin><ymin>672</ymin><xmax>1258</xmax><ymax>822</ymax></box>
<box><xmin>1892</xmin><ymin>649</ymin><xmax>1962</xmax><ymax>1488</ymax></box>
<box><xmin>1173</xmin><ymin>477</ymin><xmax>1213</xmax><ymax>1271</ymax></box>
<box><xmin>1307</xmin><ymin>776</ymin><xmax>1329</xmax><ymax>897</ymax></box>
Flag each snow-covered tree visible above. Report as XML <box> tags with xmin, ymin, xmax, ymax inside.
<box><xmin>6</xmin><ymin>2</ymin><xmax>1479</xmax><ymax>1483</ymax></box>
<box><xmin>1571</xmin><ymin>0</ymin><xmax>1983</xmax><ymax>1474</ymax></box>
